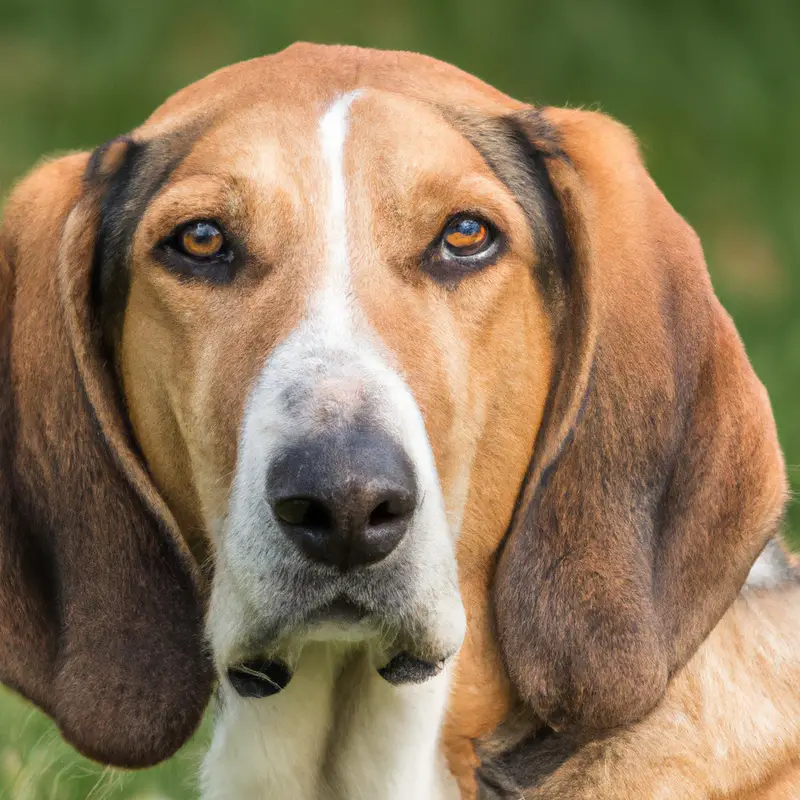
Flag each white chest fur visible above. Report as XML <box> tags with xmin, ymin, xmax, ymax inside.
<box><xmin>201</xmin><ymin>644</ymin><xmax>459</xmax><ymax>800</ymax></box>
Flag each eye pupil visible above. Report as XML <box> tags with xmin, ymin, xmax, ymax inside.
<box><xmin>443</xmin><ymin>216</ymin><xmax>490</xmax><ymax>256</ymax></box>
<box><xmin>180</xmin><ymin>221</ymin><xmax>224</xmax><ymax>258</ymax></box>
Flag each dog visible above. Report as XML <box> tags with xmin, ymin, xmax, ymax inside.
<box><xmin>1</xmin><ymin>43</ymin><xmax>798</xmax><ymax>799</ymax></box>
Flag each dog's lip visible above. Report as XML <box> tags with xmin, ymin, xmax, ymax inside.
<box><xmin>378</xmin><ymin>652</ymin><xmax>447</xmax><ymax>685</ymax></box>
<box><xmin>227</xmin><ymin>659</ymin><xmax>292</xmax><ymax>698</ymax></box>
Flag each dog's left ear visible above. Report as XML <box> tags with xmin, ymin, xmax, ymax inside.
<box><xmin>494</xmin><ymin>107</ymin><xmax>788</xmax><ymax>733</ymax></box>
<box><xmin>0</xmin><ymin>145</ymin><xmax>213</xmax><ymax>767</ymax></box>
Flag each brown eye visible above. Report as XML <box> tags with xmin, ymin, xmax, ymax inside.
<box><xmin>442</xmin><ymin>216</ymin><xmax>490</xmax><ymax>256</ymax></box>
<box><xmin>179</xmin><ymin>221</ymin><xmax>225</xmax><ymax>259</ymax></box>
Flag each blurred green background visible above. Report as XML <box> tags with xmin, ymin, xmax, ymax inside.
<box><xmin>0</xmin><ymin>0</ymin><xmax>797</xmax><ymax>797</ymax></box>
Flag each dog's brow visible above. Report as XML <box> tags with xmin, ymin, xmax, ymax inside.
<box><xmin>443</xmin><ymin>110</ymin><xmax>570</xmax><ymax>288</ymax></box>
<box><xmin>89</xmin><ymin>120</ymin><xmax>211</xmax><ymax>350</ymax></box>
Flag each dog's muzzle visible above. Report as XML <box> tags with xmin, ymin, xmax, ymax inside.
<box><xmin>211</xmin><ymin>340</ymin><xmax>466</xmax><ymax>700</ymax></box>
<box><xmin>226</xmin><ymin>425</ymin><xmax>448</xmax><ymax>697</ymax></box>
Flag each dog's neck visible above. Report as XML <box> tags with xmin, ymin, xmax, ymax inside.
<box><xmin>476</xmin><ymin>574</ymin><xmax>800</xmax><ymax>799</ymax></box>
<box><xmin>201</xmin><ymin>643</ymin><xmax>459</xmax><ymax>800</ymax></box>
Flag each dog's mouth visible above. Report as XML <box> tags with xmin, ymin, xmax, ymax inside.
<box><xmin>226</xmin><ymin>596</ymin><xmax>451</xmax><ymax>698</ymax></box>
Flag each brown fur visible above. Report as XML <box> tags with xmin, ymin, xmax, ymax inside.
<box><xmin>0</xmin><ymin>153</ymin><xmax>213</xmax><ymax>766</ymax></box>
<box><xmin>495</xmin><ymin>106</ymin><xmax>787</xmax><ymax>725</ymax></box>
<box><xmin>0</xmin><ymin>43</ymin><xmax>795</xmax><ymax>797</ymax></box>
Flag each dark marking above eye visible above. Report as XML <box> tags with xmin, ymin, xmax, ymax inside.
<box><xmin>88</xmin><ymin>118</ymin><xmax>214</xmax><ymax>354</ymax></box>
<box><xmin>444</xmin><ymin>109</ymin><xmax>572</xmax><ymax>301</ymax></box>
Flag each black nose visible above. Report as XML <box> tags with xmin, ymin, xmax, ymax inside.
<box><xmin>267</xmin><ymin>427</ymin><xmax>417</xmax><ymax>571</ymax></box>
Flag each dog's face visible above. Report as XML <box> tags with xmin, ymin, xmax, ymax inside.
<box><xmin>0</xmin><ymin>43</ymin><xmax>787</xmax><ymax>777</ymax></box>
<box><xmin>116</xmin><ymin>83</ymin><xmax>553</xmax><ymax>680</ymax></box>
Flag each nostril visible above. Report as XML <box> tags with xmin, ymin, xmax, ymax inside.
<box><xmin>368</xmin><ymin>500</ymin><xmax>396</xmax><ymax>527</ymax></box>
<box><xmin>273</xmin><ymin>497</ymin><xmax>334</xmax><ymax>531</ymax></box>
<box><xmin>368</xmin><ymin>495</ymin><xmax>413</xmax><ymax>527</ymax></box>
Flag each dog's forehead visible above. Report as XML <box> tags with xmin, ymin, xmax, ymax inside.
<box><xmin>173</xmin><ymin>86</ymin><xmax>492</xmax><ymax>191</ymax></box>
<box><xmin>136</xmin><ymin>42</ymin><xmax>521</xmax><ymax>137</ymax></box>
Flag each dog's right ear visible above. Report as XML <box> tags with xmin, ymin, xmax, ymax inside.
<box><xmin>0</xmin><ymin>148</ymin><xmax>213</xmax><ymax>767</ymax></box>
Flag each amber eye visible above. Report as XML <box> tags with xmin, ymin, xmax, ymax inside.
<box><xmin>178</xmin><ymin>221</ymin><xmax>225</xmax><ymax>259</ymax></box>
<box><xmin>442</xmin><ymin>216</ymin><xmax>491</xmax><ymax>256</ymax></box>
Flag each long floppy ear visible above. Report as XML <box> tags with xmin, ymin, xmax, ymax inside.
<box><xmin>0</xmin><ymin>150</ymin><xmax>213</xmax><ymax>766</ymax></box>
<box><xmin>493</xmin><ymin>108</ymin><xmax>788</xmax><ymax>732</ymax></box>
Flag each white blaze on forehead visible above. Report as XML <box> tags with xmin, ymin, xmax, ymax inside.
<box><xmin>315</xmin><ymin>90</ymin><xmax>363</xmax><ymax>342</ymax></box>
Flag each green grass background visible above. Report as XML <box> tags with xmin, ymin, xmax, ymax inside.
<box><xmin>0</xmin><ymin>0</ymin><xmax>798</xmax><ymax>797</ymax></box>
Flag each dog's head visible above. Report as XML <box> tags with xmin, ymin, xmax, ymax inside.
<box><xmin>0</xmin><ymin>43</ymin><xmax>787</xmax><ymax>768</ymax></box>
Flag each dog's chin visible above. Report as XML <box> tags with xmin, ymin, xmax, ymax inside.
<box><xmin>224</xmin><ymin>596</ymin><xmax>461</xmax><ymax>698</ymax></box>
